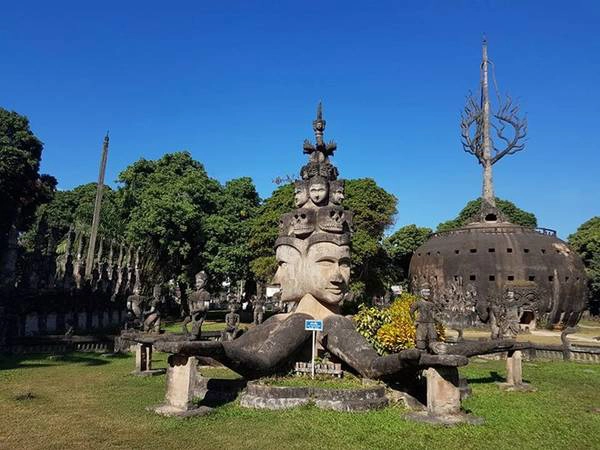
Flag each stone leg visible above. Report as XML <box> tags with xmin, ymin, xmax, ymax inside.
<box><xmin>499</xmin><ymin>350</ymin><xmax>536</xmax><ymax>392</ymax></box>
<box><xmin>405</xmin><ymin>367</ymin><xmax>483</xmax><ymax>425</ymax></box>
<box><xmin>153</xmin><ymin>354</ymin><xmax>212</xmax><ymax>417</ymax></box>
<box><xmin>425</xmin><ymin>367</ymin><xmax>461</xmax><ymax>415</ymax></box>
<box><xmin>131</xmin><ymin>343</ymin><xmax>165</xmax><ymax>377</ymax></box>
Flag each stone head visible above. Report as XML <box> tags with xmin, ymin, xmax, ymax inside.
<box><xmin>309</xmin><ymin>176</ymin><xmax>329</xmax><ymax>206</ymax></box>
<box><xmin>294</xmin><ymin>180</ymin><xmax>309</xmax><ymax>208</ymax></box>
<box><xmin>195</xmin><ymin>271</ymin><xmax>207</xmax><ymax>290</ymax></box>
<box><xmin>329</xmin><ymin>180</ymin><xmax>345</xmax><ymax>205</ymax></box>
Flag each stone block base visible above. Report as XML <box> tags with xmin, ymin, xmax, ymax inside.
<box><xmin>498</xmin><ymin>382</ymin><xmax>537</xmax><ymax>392</ymax></box>
<box><xmin>151</xmin><ymin>404</ymin><xmax>214</xmax><ymax>418</ymax></box>
<box><xmin>405</xmin><ymin>411</ymin><xmax>484</xmax><ymax>426</ymax></box>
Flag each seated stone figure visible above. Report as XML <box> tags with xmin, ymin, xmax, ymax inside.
<box><xmin>143</xmin><ymin>284</ymin><xmax>163</xmax><ymax>333</ymax></box>
<box><xmin>222</xmin><ymin>303</ymin><xmax>242</xmax><ymax>341</ymax></box>
<box><xmin>125</xmin><ymin>283</ymin><xmax>147</xmax><ymax>330</ymax></box>
<box><xmin>157</xmin><ymin>105</ymin><xmax>468</xmax><ymax>379</ymax></box>
<box><xmin>182</xmin><ymin>271</ymin><xmax>210</xmax><ymax>340</ymax></box>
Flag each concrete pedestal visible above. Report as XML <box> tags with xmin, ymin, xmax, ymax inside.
<box><xmin>153</xmin><ymin>354</ymin><xmax>212</xmax><ymax>417</ymax></box>
<box><xmin>498</xmin><ymin>350</ymin><xmax>536</xmax><ymax>392</ymax></box>
<box><xmin>406</xmin><ymin>367</ymin><xmax>483</xmax><ymax>425</ymax></box>
<box><xmin>131</xmin><ymin>343</ymin><xmax>165</xmax><ymax>376</ymax></box>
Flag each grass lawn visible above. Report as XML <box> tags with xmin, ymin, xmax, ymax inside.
<box><xmin>1</xmin><ymin>352</ymin><xmax>599</xmax><ymax>450</ymax></box>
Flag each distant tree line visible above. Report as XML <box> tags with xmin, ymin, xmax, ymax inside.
<box><xmin>2</xmin><ymin>106</ymin><xmax>598</xmax><ymax>312</ymax></box>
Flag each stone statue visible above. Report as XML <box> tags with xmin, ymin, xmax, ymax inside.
<box><xmin>252</xmin><ymin>294</ymin><xmax>266</xmax><ymax>325</ymax></box>
<box><xmin>409</xmin><ymin>285</ymin><xmax>438</xmax><ymax>351</ymax></box>
<box><xmin>143</xmin><ymin>284</ymin><xmax>163</xmax><ymax>333</ymax></box>
<box><xmin>182</xmin><ymin>271</ymin><xmax>210</xmax><ymax>340</ymax></box>
<box><xmin>222</xmin><ymin>303</ymin><xmax>241</xmax><ymax>341</ymax></box>
<box><xmin>125</xmin><ymin>282</ymin><xmax>146</xmax><ymax>330</ymax></box>
<box><xmin>157</xmin><ymin>105</ymin><xmax>464</xmax><ymax>379</ymax></box>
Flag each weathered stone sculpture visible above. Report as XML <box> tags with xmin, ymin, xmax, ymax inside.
<box><xmin>252</xmin><ymin>294</ymin><xmax>265</xmax><ymax>325</ymax></box>
<box><xmin>182</xmin><ymin>271</ymin><xmax>210</xmax><ymax>340</ymax></box>
<box><xmin>125</xmin><ymin>282</ymin><xmax>146</xmax><ymax>330</ymax></box>
<box><xmin>222</xmin><ymin>304</ymin><xmax>241</xmax><ymax>341</ymax></box>
<box><xmin>409</xmin><ymin>285</ymin><xmax>438</xmax><ymax>351</ymax></box>
<box><xmin>155</xmin><ymin>104</ymin><xmax>467</xmax><ymax>380</ymax></box>
<box><xmin>143</xmin><ymin>284</ymin><xmax>163</xmax><ymax>333</ymax></box>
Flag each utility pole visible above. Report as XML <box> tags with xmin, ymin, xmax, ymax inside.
<box><xmin>85</xmin><ymin>133</ymin><xmax>109</xmax><ymax>278</ymax></box>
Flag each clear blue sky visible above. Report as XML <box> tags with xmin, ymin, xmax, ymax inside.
<box><xmin>2</xmin><ymin>1</ymin><xmax>598</xmax><ymax>239</ymax></box>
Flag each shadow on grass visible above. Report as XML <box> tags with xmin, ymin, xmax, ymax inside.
<box><xmin>0</xmin><ymin>352</ymin><xmax>113</xmax><ymax>370</ymax></box>
<box><xmin>468</xmin><ymin>371</ymin><xmax>505</xmax><ymax>384</ymax></box>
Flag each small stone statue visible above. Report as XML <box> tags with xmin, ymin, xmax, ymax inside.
<box><xmin>409</xmin><ymin>285</ymin><xmax>438</xmax><ymax>351</ymax></box>
<box><xmin>143</xmin><ymin>284</ymin><xmax>163</xmax><ymax>333</ymax></box>
<box><xmin>125</xmin><ymin>283</ymin><xmax>146</xmax><ymax>330</ymax></box>
<box><xmin>252</xmin><ymin>294</ymin><xmax>266</xmax><ymax>325</ymax></box>
<box><xmin>182</xmin><ymin>271</ymin><xmax>210</xmax><ymax>340</ymax></box>
<box><xmin>222</xmin><ymin>303</ymin><xmax>241</xmax><ymax>341</ymax></box>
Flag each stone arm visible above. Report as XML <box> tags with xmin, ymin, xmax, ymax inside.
<box><xmin>409</xmin><ymin>301</ymin><xmax>418</xmax><ymax>322</ymax></box>
<box><xmin>323</xmin><ymin>316</ymin><xmax>467</xmax><ymax>380</ymax></box>
<box><xmin>155</xmin><ymin>313</ymin><xmax>313</xmax><ymax>379</ymax></box>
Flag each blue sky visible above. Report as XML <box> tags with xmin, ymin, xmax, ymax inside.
<box><xmin>1</xmin><ymin>1</ymin><xmax>598</xmax><ymax>239</ymax></box>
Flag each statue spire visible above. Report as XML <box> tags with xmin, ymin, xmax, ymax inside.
<box><xmin>460</xmin><ymin>37</ymin><xmax>528</xmax><ymax>222</ymax></box>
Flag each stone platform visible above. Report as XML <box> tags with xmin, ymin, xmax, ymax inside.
<box><xmin>239</xmin><ymin>381</ymin><xmax>388</xmax><ymax>412</ymax></box>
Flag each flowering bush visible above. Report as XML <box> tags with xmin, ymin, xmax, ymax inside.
<box><xmin>353</xmin><ymin>293</ymin><xmax>444</xmax><ymax>355</ymax></box>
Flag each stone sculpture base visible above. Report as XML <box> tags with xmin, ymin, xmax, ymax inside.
<box><xmin>131</xmin><ymin>343</ymin><xmax>166</xmax><ymax>377</ymax></box>
<box><xmin>497</xmin><ymin>350</ymin><xmax>536</xmax><ymax>392</ymax></box>
<box><xmin>405</xmin><ymin>367</ymin><xmax>483</xmax><ymax>426</ymax></box>
<box><xmin>152</xmin><ymin>354</ymin><xmax>214</xmax><ymax>418</ymax></box>
<box><xmin>240</xmin><ymin>381</ymin><xmax>388</xmax><ymax>412</ymax></box>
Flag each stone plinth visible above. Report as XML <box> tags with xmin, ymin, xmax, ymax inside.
<box><xmin>406</xmin><ymin>366</ymin><xmax>483</xmax><ymax>425</ymax></box>
<box><xmin>131</xmin><ymin>343</ymin><xmax>165</xmax><ymax>377</ymax></box>
<box><xmin>498</xmin><ymin>350</ymin><xmax>536</xmax><ymax>392</ymax></box>
<box><xmin>153</xmin><ymin>354</ymin><xmax>212</xmax><ymax>418</ymax></box>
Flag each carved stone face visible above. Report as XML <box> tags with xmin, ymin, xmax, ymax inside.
<box><xmin>273</xmin><ymin>245</ymin><xmax>303</xmax><ymax>302</ymax></box>
<box><xmin>305</xmin><ymin>242</ymin><xmax>351</xmax><ymax>305</ymax></box>
<box><xmin>294</xmin><ymin>182</ymin><xmax>309</xmax><ymax>208</ymax></box>
<box><xmin>331</xmin><ymin>184</ymin><xmax>345</xmax><ymax>205</ymax></box>
<box><xmin>309</xmin><ymin>179</ymin><xmax>329</xmax><ymax>206</ymax></box>
<box><xmin>195</xmin><ymin>276</ymin><xmax>206</xmax><ymax>290</ymax></box>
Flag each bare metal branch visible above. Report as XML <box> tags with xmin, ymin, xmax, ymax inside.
<box><xmin>490</xmin><ymin>96</ymin><xmax>527</xmax><ymax>164</ymax></box>
<box><xmin>460</xmin><ymin>93</ymin><xmax>485</xmax><ymax>164</ymax></box>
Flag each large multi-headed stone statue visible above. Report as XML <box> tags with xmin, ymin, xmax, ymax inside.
<box><xmin>156</xmin><ymin>104</ymin><xmax>473</xmax><ymax>380</ymax></box>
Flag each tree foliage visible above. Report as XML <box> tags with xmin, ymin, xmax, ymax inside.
<box><xmin>568</xmin><ymin>217</ymin><xmax>600</xmax><ymax>314</ymax></box>
<box><xmin>0</xmin><ymin>108</ymin><xmax>56</xmax><ymax>243</ymax></box>
<box><xmin>437</xmin><ymin>197</ymin><xmax>537</xmax><ymax>231</ymax></box>
<box><xmin>384</xmin><ymin>224</ymin><xmax>432</xmax><ymax>281</ymax></box>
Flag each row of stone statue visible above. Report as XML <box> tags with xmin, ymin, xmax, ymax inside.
<box><xmin>124</xmin><ymin>270</ymin><xmax>268</xmax><ymax>342</ymax></box>
<box><xmin>17</xmin><ymin>225</ymin><xmax>148</xmax><ymax>303</ymax></box>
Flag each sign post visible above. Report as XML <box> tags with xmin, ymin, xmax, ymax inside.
<box><xmin>304</xmin><ymin>319</ymin><xmax>323</xmax><ymax>379</ymax></box>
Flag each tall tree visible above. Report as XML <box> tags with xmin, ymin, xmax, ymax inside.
<box><xmin>568</xmin><ymin>217</ymin><xmax>600</xmax><ymax>315</ymax></box>
<box><xmin>118</xmin><ymin>151</ymin><xmax>221</xmax><ymax>283</ymax></box>
<box><xmin>384</xmin><ymin>224</ymin><xmax>432</xmax><ymax>281</ymax></box>
<box><xmin>437</xmin><ymin>197</ymin><xmax>537</xmax><ymax>232</ymax></box>
<box><xmin>203</xmin><ymin>177</ymin><xmax>260</xmax><ymax>284</ymax></box>
<box><xmin>0</xmin><ymin>108</ymin><xmax>56</xmax><ymax>287</ymax></box>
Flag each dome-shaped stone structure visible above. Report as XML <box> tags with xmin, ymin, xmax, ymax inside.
<box><xmin>409</xmin><ymin>219</ymin><xmax>587</xmax><ymax>330</ymax></box>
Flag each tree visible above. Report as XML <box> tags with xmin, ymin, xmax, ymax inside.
<box><xmin>344</xmin><ymin>179</ymin><xmax>397</xmax><ymax>298</ymax></box>
<box><xmin>248</xmin><ymin>184</ymin><xmax>294</xmax><ymax>282</ymax></box>
<box><xmin>203</xmin><ymin>177</ymin><xmax>260</xmax><ymax>284</ymax></box>
<box><xmin>437</xmin><ymin>197</ymin><xmax>537</xmax><ymax>232</ymax></box>
<box><xmin>118</xmin><ymin>152</ymin><xmax>221</xmax><ymax>283</ymax></box>
<box><xmin>568</xmin><ymin>217</ymin><xmax>600</xmax><ymax>315</ymax></box>
<box><xmin>0</xmin><ymin>108</ymin><xmax>56</xmax><ymax>287</ymax></box>
<box><xmin>384</xmin><ymin>224</ymin><xmax>432</xmax><ymax>281</ymax></box>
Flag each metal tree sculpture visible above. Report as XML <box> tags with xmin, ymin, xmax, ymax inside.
<box><xmin>461</xmin><ymin>38</ymin><xmax>527</xmax><ymax>211</ymax></box>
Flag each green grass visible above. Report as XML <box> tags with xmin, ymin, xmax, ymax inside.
<box><xmin>0</xmin><ymin>352</ymin><xmax>599</xmax><ymax>450</ymax></box>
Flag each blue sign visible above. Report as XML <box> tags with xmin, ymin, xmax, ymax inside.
<box><xmin>304</xmin><ymin>319</ymin><xmax>323</xmax><ymax>331</ymax></box>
